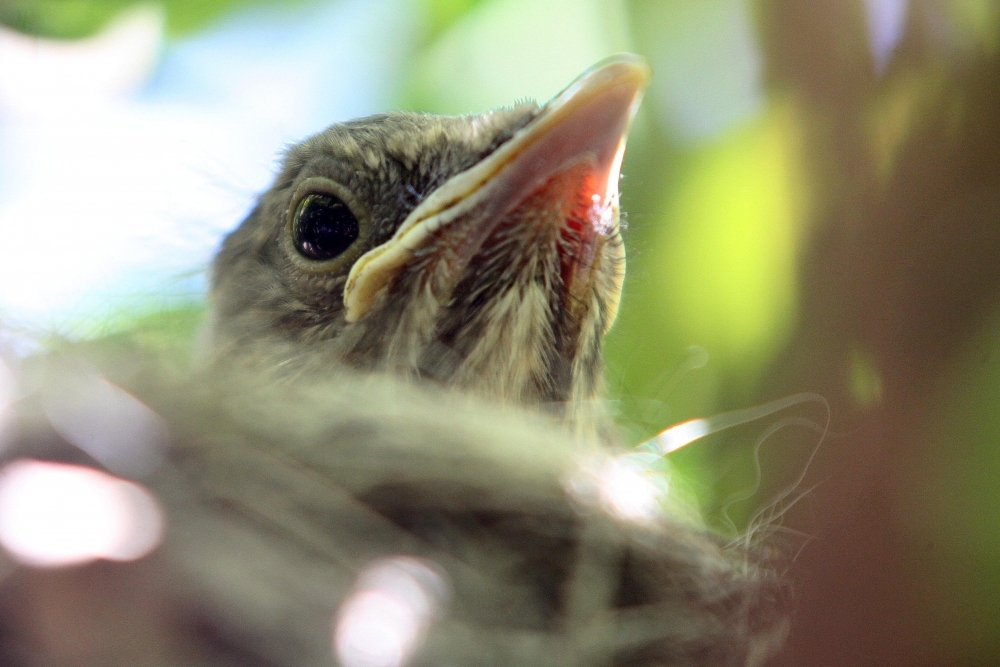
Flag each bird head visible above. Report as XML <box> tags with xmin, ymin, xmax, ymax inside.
<box><xmin>209</xmin><ymin>55</ymin><xmax>649</xmax><ymax>420</ymax></box>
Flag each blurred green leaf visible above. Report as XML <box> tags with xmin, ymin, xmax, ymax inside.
<box><xmin>652</xmin><ymin>102</ymin><xmax>805</xmax><ymax>383</ymax></box>
<box><xmin>849</xmin><ymin>347</ymin><xmax>883</xmax><ymax>408</ymax></box>
<box><xmin>402</xmin><ymin>0</ymin><xmax>632</xmax><ymax>113</ymax></box>
<box><xmin>0</xmin><ymin>0</ymin><xmax>136</xmax><ymax>39</ymax></box>
<box><xmin>419</xmin><ymin>0</ymin><xmax>491</xmax><ymax>44</ymax></box>
<box><xmin>628</xmin><ymin>0</ymin><xmax>763</xmax><ymax>141</ymax></box>
<box><xmin>0</xmin><ymin>0</ymin><xmax>311</xmax><ymax>39</ymax></box>
<box><xmin>943</xmin><ymin>0</ymin><xmax>1000</xmax><ymax>52</ymax></box>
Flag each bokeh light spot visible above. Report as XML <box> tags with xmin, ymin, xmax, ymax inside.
<box><xmin>334</xmin><ymin>557</ymin><xmax>448</xmax><ymax>667</ymax></box>
<box><xmin>568</xmin><ymin>453</ymin><xmax>666</xmax><ymax>522</ymax></box>
<box><xmin>0</xmin><ymin>459</ymin><xmax>164</xmax><ymax>567</ymax></box>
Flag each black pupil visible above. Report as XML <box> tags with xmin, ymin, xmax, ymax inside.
<box><xmin>294</xmin><ymin>194</ymin><xmax>360</xmax><ymax>261</ymax></box>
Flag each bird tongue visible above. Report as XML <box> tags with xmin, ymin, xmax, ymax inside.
<box><xmin>343</xmin><ymin>55</ymin><xmax>650</xmax><ymax>324</ymax></box>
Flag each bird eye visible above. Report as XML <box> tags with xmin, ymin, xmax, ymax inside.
<box><xmin>293</xmin><ymin>193</ymin><xmax>360</xmax><ymax>261</ymax></box>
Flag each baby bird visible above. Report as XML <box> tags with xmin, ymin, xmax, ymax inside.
<box><xmin>207</xmin><ymin>56</ymin><xmax>645</xmax><ymax>432</ymax></box>
<box><xmin>183</xmin><ymin>54</ymin><xmax>787</xmax><ymax>666</ymax></box>
<box><xmin>0</xmin><ymin>56</ymin><xmax>790</xmax><ymax>667</ymax></box>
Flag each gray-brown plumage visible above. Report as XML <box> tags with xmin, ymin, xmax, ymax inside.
<box><xmin>0</xmin><ymin>56</ymin><xmax>790</xmax><ymax>667</ymax></box>
<box><xmin>207</xmin><ymin>58</ymin><xmax>643</xmax><ymax>434</ymax></box>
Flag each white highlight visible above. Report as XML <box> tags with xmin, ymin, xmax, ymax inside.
<box><xmin>653</xmin><ymin>418</ymin><xmax>710</xmax><ymax>454</ymax></box>
<box><xmin>568</xmin><ymin>453</ymin><xmax>665</xmax><ymax>522</ymax></box>
<box><xmin>43</xmin><ymin>367</ymin><xmax>169</xmax><ymax>478</ymax></box>
<box><xmin>588</xmin><ymin>192</ymin><xmax>617</xmax><ymax>235</ymax></box>
<box><xmin>597</xmin><ymin>455</ymin><xmax>663</xmax><ymax>521</ymax></box>
<box><xmin>606</xmin><ymin>137</ymin><xmax>627</xmax><ymax>203</ymax></box>
<box><xmin>864</xmin><ymin>0</ymin><xmax>909</xmax><ymax>72</ymax></box>
<box><xmin>587</xmin><ymin>138</ymin><xmax>628</xmax><ymax>235</ymax></box>
<box><xmin>334</xmin><ymin>557</ymin><xmax>447</xmax><ymax>667</ymax></box>
<box><xmin>0</xmin><ymin>459</ymin><xmax>164</xmax><ymax>567</ymax></box>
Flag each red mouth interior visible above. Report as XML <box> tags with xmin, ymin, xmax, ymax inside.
<box><xmin>557</xmin><ymin>166</ymin><xmax>605</xmax><ymax>304</ymax></box>
<box><xmin>479</xmin><ymin>159</ymin><xmax>609</xmax><ymax>310</ymax></box>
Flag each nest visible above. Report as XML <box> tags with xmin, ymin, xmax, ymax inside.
<box><xmin>0</xmin><ymin>360</ymin><xmax>791</xmax><ymax>667</ymax></box>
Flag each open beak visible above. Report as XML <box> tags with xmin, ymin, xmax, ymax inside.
<box><xmin>343</xmin><ymin>54</ymin><xmax>650</xmax><ymax>331</ymax></box>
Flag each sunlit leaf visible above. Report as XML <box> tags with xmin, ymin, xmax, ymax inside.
<box><xmin>653</xmin><ymin>102</ymin><xmax>806</xmax><ymax>383</ymax></box>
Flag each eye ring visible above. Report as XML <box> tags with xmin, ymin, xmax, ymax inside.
<box><xmin>285</xmin><ymin>177</ymin><xmax>369</xmax><ymax>270</ymax></box>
